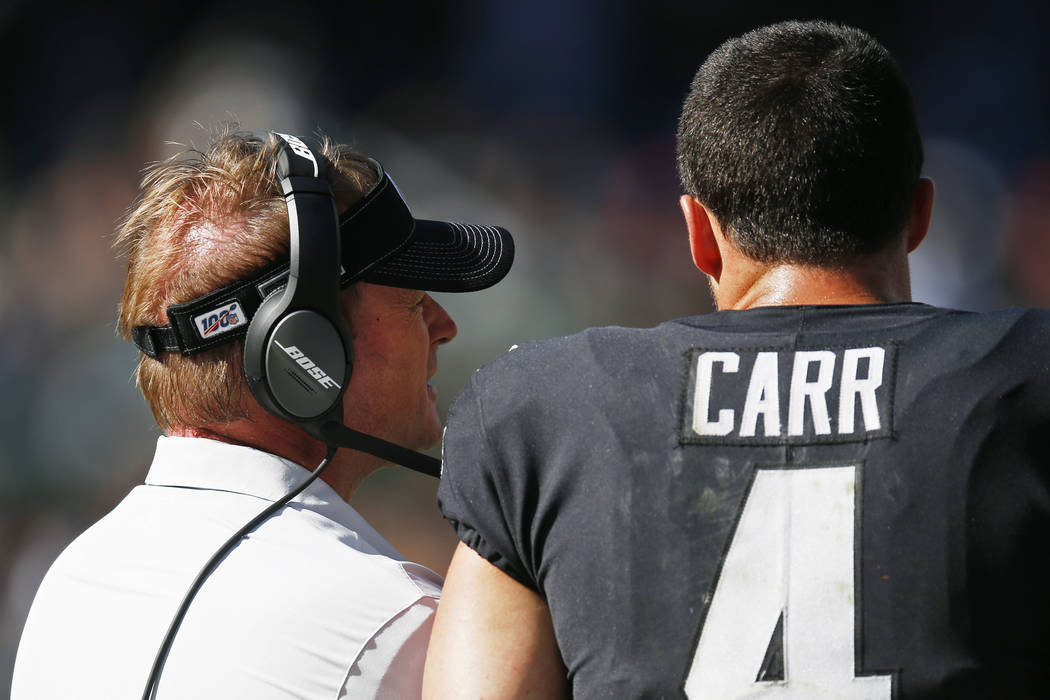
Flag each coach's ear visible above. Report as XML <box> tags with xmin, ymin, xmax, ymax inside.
<box><xmin>681</xmin><ymin>195</ymin><xmax>722</xmax><ymax>280</ymax></box>
<box><xmin>906</xmin><ymin>177</ymin><xmax>936</xmax><ymax>254</ymax></box>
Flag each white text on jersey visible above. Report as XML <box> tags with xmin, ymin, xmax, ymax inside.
<box><xmin>688</xmin><ymin>347</ymin><xmax>887</xmax><ymax>441</ymax></box>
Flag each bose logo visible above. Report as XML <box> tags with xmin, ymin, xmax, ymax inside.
<box><xmin>194</xmin><ymin>302</ymin><xmax>243</xmax><ymax>339</ymax></box>
<box><xmin>275</xmin><ymin>341</ymin><xmax>341</xmax><ymax>390</ymax></box>
<box><xmin>276</xmin><ymin>133</ymin><xmax>318</xmax><ymax>176</ymax></box>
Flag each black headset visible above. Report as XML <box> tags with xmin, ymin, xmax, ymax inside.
<box><xmin>242</xmin><ymin>132</ymin><xmax>353</xmax><ymax>437</ymax></box>
<box><xmin>239</xmin><ymin>132</ymin><xmax>441</xmax><ymax>475</ymax></box>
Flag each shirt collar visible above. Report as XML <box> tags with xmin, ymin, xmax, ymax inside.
<box><xmin>145</xmin><ymin>435</ymin><xmax>405</xmax><ymax>560</ymax></box>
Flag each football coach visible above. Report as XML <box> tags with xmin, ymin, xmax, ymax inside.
<box><xmin>426</xmin><ymin>20</ymin><xmax>1050</xmax><ymax>699</ymax></box>
<box><xmin>12</xmin><ymin>129</ymin><xmax>513</xmax><ymax>699</ymax></box>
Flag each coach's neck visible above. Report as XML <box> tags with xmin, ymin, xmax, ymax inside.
<box><xmin>679</xmin><ymin>178</ymin><xmax>935</xmax><ymax>311</ymax></box>
<box><xmin>168</xmin><ymin>406</ymin><xmax>381</xmax><ymax>503</ymax></box>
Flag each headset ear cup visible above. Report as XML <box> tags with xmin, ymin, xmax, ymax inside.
<box><xmin>243</xmin><ymin>289</ymin><xmax>295</xmax><ymax>422</ymax></box>
<box><xmin>244</xmin><ymin>297</ymin><xmax>352</xmax><ymax>424</ymax></box>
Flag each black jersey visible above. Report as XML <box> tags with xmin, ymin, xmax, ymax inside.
<box><xmin>438</xmin><ymin>303</ymin><xmax>1050</xmax><ymax>699</ymax></box>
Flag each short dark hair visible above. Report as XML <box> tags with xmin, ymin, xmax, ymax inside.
<box><xmin>676</xmin><ymin>20</ymin><xmax>923</xmax><ymax>265</ymax></box>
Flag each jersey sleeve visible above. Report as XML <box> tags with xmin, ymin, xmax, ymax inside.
<box><xmin>438</xmin><ymin>369</ymin><xmax>537</xmax><ymax>591</ymax></box>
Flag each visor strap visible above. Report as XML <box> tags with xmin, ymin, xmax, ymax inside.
<box><xmin>131</xmin><ymin>260</ymin><xmax>287</xmax><ymax>357</ymax></box>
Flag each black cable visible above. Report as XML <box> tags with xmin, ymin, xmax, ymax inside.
<box><xmin>140</xmin><ymin>444</ymin><xmax>339</xmax><ymax>700</ymax></box>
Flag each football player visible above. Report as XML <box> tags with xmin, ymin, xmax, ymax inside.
<box><xmin>424</xmin><ymin>20</ymin><xmax>1050</xmax><ymax>699</ymax></box>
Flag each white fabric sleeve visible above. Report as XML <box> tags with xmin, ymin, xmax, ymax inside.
<box><xmin>339</xmin><ymin>595</ymin><xmax>439</xmax><ymax>700</ymax></box>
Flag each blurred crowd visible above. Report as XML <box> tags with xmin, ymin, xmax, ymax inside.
<box><xmin>2</xmin><ymin>1</ymin><xmax>1048</xmax><ymax>692</ymax></box>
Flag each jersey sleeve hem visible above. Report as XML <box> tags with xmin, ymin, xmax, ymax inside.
<box><xmin>447</xmin><ymin>517</ymin><xmax>536</xmax><ymax>592</ymax></box>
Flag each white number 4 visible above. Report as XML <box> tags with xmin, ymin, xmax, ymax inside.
<box><xmin>684</xmin><ymin>466</ymin><xmax>893</xmax><ymax>699</ymax></box>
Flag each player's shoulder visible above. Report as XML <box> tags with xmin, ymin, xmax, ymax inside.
<box><xmin>933</xmin><ymin>305</ymin><xmax>1050</xmax><ymax>346</ymax></box>
<box><xmin>470</xmin><ymin>320</ymin><xmax>687</xmax><ymax>390</ymax></box>
<box><xmin>987</xmin><ymin>305</ymin><xmax>1050</xmax><ymax>334</ymax></box>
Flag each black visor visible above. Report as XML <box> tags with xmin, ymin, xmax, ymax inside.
<box><xmin>362</xmin><ymin>218</ymin><xmax>513</xmax><ymax>292</ymax></box>
<box><xmin>339</xmin><ymin>163</ymin><xmax>513</xmax><ymax>292</ymax></box>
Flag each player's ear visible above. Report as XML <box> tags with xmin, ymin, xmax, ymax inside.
<box><xmin>905</xmin><ymin>177</ymin><xmax>935</xmax><ymax>254</ymax></box>
<box><xmin>681</xmin><ymin>194</ymin><xmax>723</xmax><ymax>280</ymax></box>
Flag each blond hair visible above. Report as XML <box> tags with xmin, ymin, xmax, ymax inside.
<box><xmin>115</xmin><ymin>128</ymin><xmax>375</xmax><ymax>431</ymax></box>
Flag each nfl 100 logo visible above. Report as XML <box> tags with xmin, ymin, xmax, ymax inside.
<box><xmin>193</xmin><ymin>301</ymin><xmax>244</xmax><ymax>340</ymax></box>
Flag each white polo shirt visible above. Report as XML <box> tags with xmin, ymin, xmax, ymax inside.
<box><xmin>12</xmin><ymin>436</ymin><xmax>442</xmax><ymax>699</ymax></box>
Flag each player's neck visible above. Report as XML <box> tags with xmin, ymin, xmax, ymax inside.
<box><xmin>715</xmin><ymin>250</ymin><xmax>913</xmax><ymax>310</ymax></box>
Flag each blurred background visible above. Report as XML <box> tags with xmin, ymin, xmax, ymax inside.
<box><xmin>2</xmin><ymin>0</ymin><xmax>1048</xmax><ymax>691</ymax></box>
